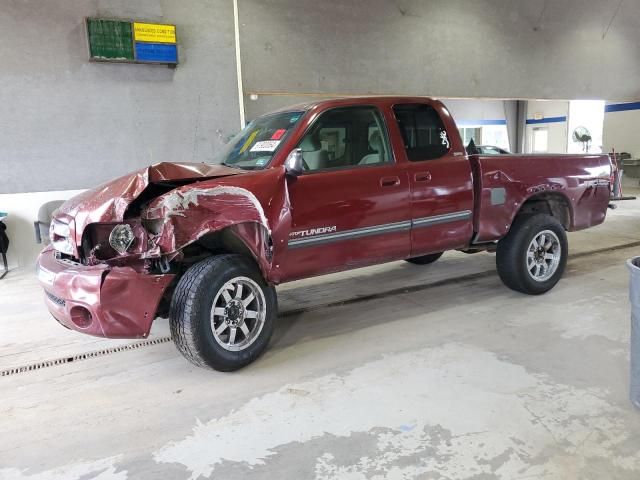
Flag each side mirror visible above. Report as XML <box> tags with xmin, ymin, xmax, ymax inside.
<box><xmin>285</xmin><ymin>148</ymin><xmax>304</xmax><ymax>177</ymax></box>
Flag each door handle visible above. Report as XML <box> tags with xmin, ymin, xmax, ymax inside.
<box><xmin>414</xmin><ymin>172</ymin><xmax>432</xmax><ymax>182</ymax></box>
<box><xmin>380</xmin><ymin>176</ymin><xmax>401</xmax><ymax>187</ymax></box>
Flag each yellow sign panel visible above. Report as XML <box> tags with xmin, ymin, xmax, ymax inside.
<box><xmin>133</xmin><ymin>22</ymin><xmax>176</xmax><ymax>43</ymax></box>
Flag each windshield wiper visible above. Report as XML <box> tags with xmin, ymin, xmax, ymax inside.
<box><xmin>221</xmin><ymin>162</ymin><xmax>240</xmax><ymax>169</ymax></box>
<box><xmin>221</xmin><ymin>162</ymin><xmax>260</xmax><ymax>171</ymax></box>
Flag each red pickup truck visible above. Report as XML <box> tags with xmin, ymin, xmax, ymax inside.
<box><xmin>37</xmin><ymin>97</ymin><xmax>613</xmax><ymax>371</ymax></box>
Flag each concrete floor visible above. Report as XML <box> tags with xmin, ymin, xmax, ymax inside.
<box><xmin>1</xmin><ymin>194</ymin><xmax>640</xmax><ymax>480</ymax></box>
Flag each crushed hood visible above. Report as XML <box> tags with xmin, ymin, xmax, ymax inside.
<box><xmin>55</xmin><ymin>162</ymin><xmax>244</xmax><ymax>246</ymax></box>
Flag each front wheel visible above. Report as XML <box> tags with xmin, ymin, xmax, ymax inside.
<box><xmin>169</xmin><ymin>255</ymin><xmax>277</xmax><ymax>371</ymax></box>
<box><xmin>496</xmin><ymin>214</ymin><xmax>568</xmax><ymax>295</ymax></box>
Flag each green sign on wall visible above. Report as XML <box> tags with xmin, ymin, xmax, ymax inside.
<box><xmin>86</xmin><ymin>18</ymin><xmax>178</xmax><ymax>64</ymax></box>
<box><xmin>87</xmin><ymin>18</ymin><xmax>134</xmax><ymax>61</ymax></box>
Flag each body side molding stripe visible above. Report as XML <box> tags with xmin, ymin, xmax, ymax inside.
<box><xmin>287</xmin><ymin>210</ymin><xmax>472</xmax><ymax>249</ymax></box>
<box><xmin>288</xmin><ymin>220</ymin><xmax>411</xmax><ymax>248</ymax></box>
<box><xmin>411</xmin><ymin>210</ymin><xmax>472</xmax><ymax>228</ymax></box>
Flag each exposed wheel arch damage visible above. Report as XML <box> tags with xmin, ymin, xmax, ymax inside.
<box><xmin>187</xmin><ymin>224</ymin><xmax>274</xmax><ymax>279</ymax></box>
<box><xmin>154</xmin><ymin>223</ymin><xmax>274</xmax><ymax>320</ymax></box>
<box><xmin>515</xmin><ymin>192</ymin><xmax>572</xmax><ymax>230</ymax></box>
<box><xmin>142</xmin><ymin>168</ymin><xmax>292</xmax><ymax>284</ymax></box>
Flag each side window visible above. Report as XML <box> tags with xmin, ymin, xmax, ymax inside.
<box><xmin>318</xmin><ymin>126</ymin><xmax>346</xmax><ymax>161</ymax></box>
<box><xmin>298</xmin><ymin>107</ymin><xmax>392</xmax><ymax>172</ymax></box>
<box><xmin>458</xmin><ymin>127</ymin><xmax>481</xmax><ymax>147</ymax></box>
<box><xmin>393</xmin><ymin>104</ymin><xmax>450</xmax><ymax>161</ymax></box>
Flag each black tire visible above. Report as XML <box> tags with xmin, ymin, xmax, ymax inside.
<box><xmin>169</xmin><ymin>254</ymin><xmax>277</xmax><ymax>371</ymax></box>
<box><xmin>405</xmin><ymin>252</ymin><xmax>444</xmax><ymax>265</ymax></box>
<box><xmin>496</xmin><ymin>214</ymin><xmax>568</xmax><ymax>295</ymax></box>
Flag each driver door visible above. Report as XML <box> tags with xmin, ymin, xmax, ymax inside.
<box><xmin>281</xmin><ymin>106</ymin><xmax>411</xmax><ymax>281</ymax></box>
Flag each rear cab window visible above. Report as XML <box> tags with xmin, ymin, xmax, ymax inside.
<box><xmin>393</xmin><ymin>104</ymin><xmax>451</xmax><ymax>161</ymax></box>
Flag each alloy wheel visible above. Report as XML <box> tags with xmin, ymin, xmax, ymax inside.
<box><xmin>210</xmin><ymin>276</ymin><xmax>266</xmax><ymax>352</ymax></box>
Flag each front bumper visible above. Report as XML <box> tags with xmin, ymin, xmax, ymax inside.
<box><xmin>37</xmin><ymin>246</ymin><xmax>175</xmax><ymax>338</ymax></box>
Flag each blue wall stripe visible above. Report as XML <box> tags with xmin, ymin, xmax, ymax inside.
<box><xmin>456</xmin><ymin>119</ymin><xmax>507</xmax><ymax>126</ymax></box>
<box><xmin>605</xmin><ymin>102</ymin><xmax>640</xmax><ymax>113</ymax></box>
<box><xmin>526</xmin><ymin>116</ymin><xmax>567</xmax><ymax>125</ymax></box>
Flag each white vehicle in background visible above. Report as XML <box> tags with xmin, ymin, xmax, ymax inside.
<box><xmin>476</xmin><ymin>145</ymin><xmax>510</xmax><ymax>155</ymax></box>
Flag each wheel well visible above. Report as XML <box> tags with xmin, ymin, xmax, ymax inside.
<box><xmin>155</xmin><ymin>227</ymin><xmax>266</xmax><ymax>318</ymax></box>
<box><xmin>181</xmin><ymin>228</ymin><xmax>261</xmax><ymax>268</ymax></box>
<box><xmin>517</xmin><ymin>193</ymin><xmax>571</xmax><ymax>229</ymax></box>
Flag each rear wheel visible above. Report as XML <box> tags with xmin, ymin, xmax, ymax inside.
<box><xmin>170</xmin><ymin>255</ymin><xmax>277</xmax><ymax>371</ymax></box>
<box><xmin>496</xmin><ymin>214</ymin><xmax>567</xmax><ymax>295</ymax></box>
<box><xmin>405</xmin><ymin>252</ymin><xmax>444</xmax><ymax>265</ymax></box>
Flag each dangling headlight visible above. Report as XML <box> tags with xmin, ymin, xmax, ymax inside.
<box><xmin>81</xmin><ymin>221</ymin><xmax>147</xmax><ymax>263</ymax></box>
<box><xmin>108</xmin><ymin>224</ymin><xmax>135</xmax><ymax>254</ymax></box>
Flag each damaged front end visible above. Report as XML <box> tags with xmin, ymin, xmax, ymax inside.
<box><xmin>38</xmin><ymin>162</ymin><xmax>292</xmax><ymax>338</ymax></box>
<box><xmin>53</xmin><ymin>162</ymin><xmax>247</xmax><ymax>269</ymax></box>
<box><xmin>142</xmin><ymin>186</ymin><xmax>271</xmax><ymax>273</ymax></box>
<box><xmin>139</xmin><ymin>167</ymin><xmax>292</xmax><ymax>281</ymax></box>
<box><xmin>37</xmin><ymin>162</ymin><xmax>254</xmax><ymax>338</ymax></box>
<box><xmin>81</xmin><ymin>220</ymin><xmax>149</xmax><ymax>266</ymax></box>
<box><xmin>37</xmin><ymin>245</ymin><xmax>174</xmax><ymax>338</ymax></box>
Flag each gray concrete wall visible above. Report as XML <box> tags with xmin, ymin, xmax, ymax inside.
<box><xmin>4</xmin><ymin>0</ymin><xmax>640</xmax><ymax>194</ymax></box>
<box><xmin>239</xmin><ymin>0</ymin><xmax>640</xmax><ymax>101</ymax></box>
<box><xmin>441</xmin><ymin>99</ymin><xmax>506</xmax><ymax>123</ymax></box>
<box><xmin>1</xmin><ymin>0</ymin><xmax>241</xmax><ymax>194</ymax></box>
<box><xmin>603</xmin><ymin>103</ymin><xmax>640</xmax><ymax>158</ymax></box>
<box><xmin>244</xmin><ymin>94</ymin><xmax>326</xmax><ymax>121</ymax></box>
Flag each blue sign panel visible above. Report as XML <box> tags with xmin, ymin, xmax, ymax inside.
<box><xmin>135</xmin><ymin>43</ymin><xmax>178</xmax><ymax>63</ymax></box>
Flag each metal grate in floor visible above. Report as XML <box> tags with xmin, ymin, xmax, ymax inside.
<box><xmin>0</xmin><ymin>336</ymin><xmax>172</xmax><ymax>377</ymax></box>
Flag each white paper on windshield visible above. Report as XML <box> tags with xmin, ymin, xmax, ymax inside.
<box><xmin>250</xmin><ymin>140</ymin><xmax>281</xmax><ymax>152</ymax></box>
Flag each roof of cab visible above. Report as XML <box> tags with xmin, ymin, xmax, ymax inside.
<box><xmin>268</xmin><ymin>96</ymin><xmax>438</xmax><ymax>114</ymax></box>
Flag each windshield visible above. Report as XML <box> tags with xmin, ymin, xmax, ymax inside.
<box><xmin>211</xmin><ymin>111</ymin><xmax>304</xmax><ymax>170</ymax></box>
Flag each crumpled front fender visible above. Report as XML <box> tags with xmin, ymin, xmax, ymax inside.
<box><xmin>55</xmin><ymin>162</ymin><xmax>244</xmax><ymax>250</ymax></box>
<box><xmin>143</xmin><ymin>168</ymin><xmax>292</xmax><ymax>282</ymax></box>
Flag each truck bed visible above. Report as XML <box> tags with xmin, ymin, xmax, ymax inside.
<box><xmin>469</xmin><ymin>153</ymin><xmax>612</xmax><ymax>243</ymax></box>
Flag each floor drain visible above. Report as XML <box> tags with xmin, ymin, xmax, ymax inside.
<box><xmin>1</xmin><ymin>336</ymin><xmax>172</xmax><ymax>377</ymax></box>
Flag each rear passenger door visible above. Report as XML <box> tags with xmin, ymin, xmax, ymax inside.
<box><xmin>282</xmin><ymin>106</ymin><xmax>411</xmax><ymax>280</ymax></box>
<box><xmin>392</xmin><ymin>103</ymin><xmax>474</xmax><ymax>256</ymax></box>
